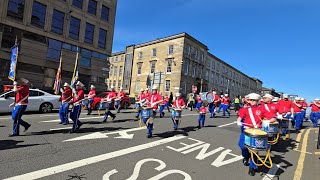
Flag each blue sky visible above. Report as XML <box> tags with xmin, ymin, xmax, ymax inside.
<box><xmin>112</xmin><ymin>0</ymin><xmax>320</xmax><ymax>102</ymax></box>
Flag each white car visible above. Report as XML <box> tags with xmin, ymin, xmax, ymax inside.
<box><xmin>0</xmin><ymin>89</ymin><xmax>61</xmax><ymax>113</ymax></box>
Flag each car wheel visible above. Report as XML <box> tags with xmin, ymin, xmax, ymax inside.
<box><xmin>123</xmin><ymin>102</ymin><xmax>129</xmax><ymax>109</ymax></box>
<box><xmin>40</xmin><ymin>103</ymin><xmax>53</xmax><ymax>113</ymax></box>
<box><xmin>95</xmin><ymin>102</ymin><xmax>100</xmax><ymax>110</ymax></box>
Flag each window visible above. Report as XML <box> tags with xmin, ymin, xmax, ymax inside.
<box><xmin>199</xmin><ymin>67</ymin><xmax>203</xmax><ymax>78</ymax></box>
<box><xmin>109</xmin><ymin>67</ymin><xmax>113</xmax><ymax>76</ymax></box>
<box><xmin>115</xmin><ymin>57</ymin><xmax>118</xmax><ymax>62</ymax></box>
<box><xmin>119</xmin><ymin>66</ymin><xmax>123</xmax><ymax>76</ymax></box>
<box><xmin>113</xmin><ymin>66</ymin><xmax>117</xmax><ymax>76</ymax></box>
<box><xmin>166</xmin><ymin>59</ymin><xmax>172</xmax><ymax>73</ymax></box>
<box><xmin>118</xmin><ymin>80</ymin><xmax>121</xmax><ymax>88</ymax></box>
<box><xmin>205</xmin><ymin>69</ymin><xmax>209</xmax><ymax>81</ymax></box>
<box><xmin>87</xmin><ymin>0</ymin><xmax>97</xmax><ymax>15</ymax></box>
<box><xmin>150</xmin><ymin>61</ymin><xmax>156</xmax><ymax>74</ymax></box>
<box><xmin>184</xmin><ymin>60</ymin><xmax>189</xmax><ymax>75</ymax></box>
<box><xmin>84</xmin><ymin>23</ymin><xmax>94</xmax><ymax>44</ymax></box>
<box><xmin>200</xmin><ymin>52</ymin><xmax>204</xmax><ymax>62</ymax></box>
<box><xmin>121</xmin><ymin>55</ymin><xmax>124</xmax><ymax>61</ymax></box>
<box><xmin>47</xmin><ymin>39</ymin><xmax>62</xmax><ymax>61</ymax></box>
<box><xmin>98</xmin><ymin>28</ymin><xmax>107</xmax><ymax>48</ymax></box>
<box><xmin>31</xmin><ymin>1</ymin><xmax>46</xmax><ymax>28</ymax></box>
<box><xmin>136</xmin><ymin>80</ymin><xmax>140</xmax><ymax>91</ymax></box>
<box><xmin>165</xmin><ymin>80</ymin><xmax>170</xmax><ymax>91</ymax></box>
<box><xmin>69</xmin><ymin>16</ymin><xmax>81</xmax><ymax>40</ymax></box>
<box><xmin>185</xmin><ymin>44</ymin><xmax>191</xmax><ymax>55</ymax></box>
<box><xmin>51</xmin><ymin>9</ymin><xmax>64</xmax><ymax>34</ymax></box>
<box><xmin>212</xmin><ymin>61</ymin><xmax>215</xmax><ymax>70</ymax></box>
<box><xmin>152</xmin><ymin>48</ymin><xmax>157</xmax><ymax>57</ymax></box>
<box><xmin>113</xmin><ymin>80</ymin><xmax>116</xmax><ymax>87</ymax></box>
<box><xmin>193</xmin><ymin>49</ymin><xmax>198</xmax><ymax>60</ymax></box>
<box><xmin>101</xmin><ymin>5</ymin><xmax>109</xmax><ymax>21</ymax></box>
<box><xmin>211</xmin><ymin>72</ymin><xmax>214</xmax><ymax>83</ymax></box>
<box><xmin>29</xmin><ymin>90</ymin><xmax>39</xmax><ymax>97</ymax></box>
<box><xmin>80</xmin><ymin>48</ymin><xmax>91</xmax><ymax>68</ymax></box>
<box><xmin>192</xmin><ymin>64</ymin><xmax>196</xmax><ymax>77</ymax></box>
<box><xmin>62</xmin><ymin>43</ymin><xmax>77</xmax><ymax>52</ymax></box>
<box><xmin>168</xmin><ymin>45</ymin><xmax>174</xmax><ymax>54</ymax></box>
<box><xmin>138</xmin><ymin>52</ymin><xmax>143</xmax><ymax>60</ymax></box>
<box><xmin>72</xmin><ymin>0</ymin><xmax>83</xmax><ymax>9</ymax></box>
<box><xmin>7</xmin><ymin>0</ymin><xmax>25</xmax><ymax>21</ymax></box>
<box><xmin>137</xmin><ymin>63</ymin><xmax>142</xmax><ymax>75</ymax></box>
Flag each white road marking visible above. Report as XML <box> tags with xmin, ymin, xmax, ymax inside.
<box><xmin>50</xmin><ymin>127</ymin><xmax>72</xmax><ymax>131</ymax></box>
<box><xmin>63</xmin><ymin>127</ymin><xmax>146</xmax><ymax>142</ymax></box>
<box><xmin>181</xmin><ymin>114</ymin><xmax>199</xmax><ymax>116</ymax></box>
<box><xmin>262</xmin><ymin>164</ymin><xmax>281</xmax><ymax>180</ymax></box>
<box><xmin>4</xmin><ymin>135</ymin><xmax>186</xmax><ymax>180</ymax></box>
<box><xmin>40</xmin><ymin>116</ymin><xmax>103</xmax><ymax>123</ymax></box>
<box><xmin>218</xmin><ymin>121</ymin><xmax>236</xmax><ymax>127</ymax></box>
<box><xmin>0</xmin><ymin>117</ymin><xmax>10</xmax><ymax>120</ymax></box>
<box><xmin>40</xmin><ymin>113</ymin><xmax>87</xmax><ymax>117</ymax></box>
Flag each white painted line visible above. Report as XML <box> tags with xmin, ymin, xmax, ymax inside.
<box><xmin>262</xmin><ymin>164</ymin><xmax>281</xmax><ymax>180</ymax></box>
<box><xmin>40</xmin><ymin>113</ymin><xmax>87</xmax><ymax>117</ymax></box>
<box><xmin>4</xmin><ymin>135</ymin><xmax>186</xmax><ymax>180</ymax></box>
<box><xmin>40</xmin><ymin>116</ymin><xmax>103</xmax><ymax>123</ymax></box>
<box><xmin>50</xmin><ymin>127</ymin><xmax>72</xmax><ymax>131</ymax></box>
<box><xmin>182</xmin><ymin>114</ymin><xmax>199</xmax><ymax>117</ymax></box>
<box><xmin>218</xmin><ymin>121</ymin><xmax>236</xmax><ymax>127</ymax></box>
<box><xmin>0</xmin><ymin>117</ymin><xmax>10</xmax><ymax>120</ymax></box>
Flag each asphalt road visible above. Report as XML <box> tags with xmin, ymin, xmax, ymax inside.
<box><xmin>0</xmin><ymin>108</ymin><xmax>319</xmax><ymax>180</ymax></box>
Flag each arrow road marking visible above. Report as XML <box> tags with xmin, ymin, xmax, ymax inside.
<box><xmin>4</xmin><ymin>136</ymin><xmax>186</xmax><ymax>180</ymax></box>
<box><xmin>63</xmin><ymin>127</ymin><xmax>146</xmax><ymax>142</ymax></box>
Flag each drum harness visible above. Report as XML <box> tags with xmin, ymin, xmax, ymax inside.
<box><xmin>264</xmin><ymin>104</ymin><xmax>280</xmax><ymax>145</ymax></box>
<box><xmin>246</xmin><ymin>107</ymin><xmax>273</xmax><ymax>169</ymax></box>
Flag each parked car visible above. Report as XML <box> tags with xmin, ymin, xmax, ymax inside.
<box><xmin>92</xmin><ymin>92</ymin><xmax>131</xmax><ymax>110</ymax></box>
<box><xmin>0</xmin><ymin>89</ymin><xmax>61</xmax><ymax>113</ymax></box>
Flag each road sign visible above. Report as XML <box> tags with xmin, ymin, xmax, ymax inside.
<box><xmin>192</xmin><ymin>85</ymin><xmax>197</xmax><ymax>92</ymax></box>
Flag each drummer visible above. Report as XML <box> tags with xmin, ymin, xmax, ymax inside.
<box><xmin>292</xmin><ymin>97</ymin><xmax>303</xmax><ymax>133</ymax></box>
<box><xmin>59</xmin><ymin>83</ymin><xmax>72</xmax><ymax>125</ymax></box>
<box><xmin>116</xmin><ymin>87</ymin><xmax>125</xmax><ymax>113</ymax></box>
<box><xmin>218</xmin><ymin>94</ymin><xmax>231</xmax><ymax>117</ymax></box>
<box><xmin>85</xmin><ymin>85</ymin><xmax>96</xmax><ymax>115</ymax></box>
<box><xmin>261</xmin><ymin>94</ymin><xmax>279</xmax><ymax>122</ymax></box>
<box><xmin>310</xmin><ymin>98</ymin><xmax>320</xmax><ymax>127</ymax></box>
<box><xmin>171</xmin><ymin>92</ymin><xmax>186</xmax><ymax>130</ymax></box>
<box><xmin>236</xmin><ymin>93</ymin><xmax>273</xmax><ymax>176</ymax></box>
<box><xmin>102</xmin><ymin>86</ymin><xmax>117</xmax><ymax>123</ymax></box>
<box><xmin>145</xmin><ymin>85</ymin><xmax>163</xmax><ymax>138</ymax></box>
<box><xmin>145</xmin><ymin>87</ymin><xmax>151</xmax><ymax>99</ymax></box>
<box><xmin>196</xmin><ymin>94</ymin><xmax>203</xmax><ymax>110</ymax></box>
<box><xmin>300</xmin><ymin>98</ymin><xmax>308</xmax><ymax>121</ymax></box>
<box><xmin>209</xmin><ymin>90</ymin><xmax>220</xmax><ymax>118</ymax></box>
<box><xmin>135</xmin><ymin>88</ymin><xmax>146</xmax><ymax>120</ymax></box>
<box><xmin>278</xmin><ymin>94</ymin><xmax>294</xmax><ymax>136</ymax></box>
<box><xmin>198</xmin><ymin>103</ymin><xmax>207</xmax><ymax>129</ymax></box>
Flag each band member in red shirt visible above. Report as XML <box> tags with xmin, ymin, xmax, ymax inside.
<box><xmin>115</xmin><ymin>87</ymin><xmax>125</xmax><ymax>113</ymax></box>
<box><xmin>9</xmin><ymin>78</ymin><xmax>31</xmax><ymax>137</ymax></box>
<box><xmin>209</xmin><ymin>90</ymin><xmax>220</xmax><ymax>118</ymax></box>
<box><xmin>292</xmin><ymin>97</ymin><xmax>303</xmax><ymax>133</ymax></box>
<box><xmin>59</xmin><ymin>83</ymin><xmax>72</xmax><ymax>125</ymax></box>
<box><xmin>69</xmin><ymin>81</ymin><xmax>85</xmax><ymax>133</ymax></box>
<box><xmin>300</xmin><ymin>98</ymin><xmax>308</xmax><ymax>121</ymax></box>
<box><xmin>171</xmin><ymin>93</ymin><xmax>186</xmax><ymax>130</ymax></box>
<box><xmin>217</xmin><ymin>94</ymin><xmax>231</xmax><ymax>117</ymax></box>
<box><xmin>198</xmin><ymin>103</ymin><xmax>207</xmax><ymax>128</ymax></box>
<box><xmin>85</xmin><ymin>85</ymin><xmax>96</xmax><ymax>115</ymax></box>
<box><xmin>278</xmin><ymin>94</ymin><xmax>294</xmax><ymax>135</ymax></box>
<box><xmin>261</xmin><ymin>94</ymin><xmax>279</xmax><ymax>121</ymax></box>
<box><xmin>145</xmin><ymin>88</ymin><xmax>151</xmax><ymax>99</ymax></box>
<box><xmin>310</xmin><ymin>98</ymin><xmax>320</xmax><ymax>127</ymax></box>
<box><xmin>145</xmin><ymin>86</ymin><xmax>163</xmax><ymax>138</ymax></box>
<box><xmin>135</xmin><ymin>88</ymin><xmax>146</xmax><ymax>120</ymax></box>
<box><xmin>196</xmin><ymin>94</ymin><xmax>202</xmax><ymax>110</ymax></box>
<box><xmin>102</xmin><ymin>86</ymin><xmax>117</xmax><ymax>123</ymax></box>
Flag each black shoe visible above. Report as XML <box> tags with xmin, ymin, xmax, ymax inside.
<box><xmin>76</xmin><ymin>123</ymin><xmax>83</xmax><ymax>130</ymax></box>
<box><xmin>296</xmin><ymin>129</ymin><xmax>300</xmax><ymax>134</ymax></box>
<box><xmin>248</xmin><ymin>167</ymin><xmax>255</xmax><ymax>176</ymax></box>
<box><xmin>242</xmin><ymin>158</ymin><xmax>249</xmax><ymax>166</ymax></box>
<box><xmin>63</xmin><ymin>122</ymin><xmax>69</xmax><ymax>125</ymax></box>
<box><xmin>24</xmin><ymin>124</ymin><xmax>31</xmax><ymax>132</ymax></box>
<box><xmin>112</xmin><ymin>116</ymin><xmax>116</xmax><ymax>121</ymax></box>
<box><xmin>8</xmin><ymin>133</ymin><xmax>19</xmax><ymax>137</ymax></box>
<box><xmin>162</xmin><ymin>112</ymin><xmax>165</xmax><ymax>116</ymax></box>
<box><xmin>87</xmin><ymin>113</ymin><xmax>90</xmax><ymax>115</ymax></box>
<box><xmin>102</xmin><ymin>120</ymin><xmax>107</xmax><ymax>123</ymax></box>
<box><xmin>59</xmin><ymin>122</ymin><xmax>63</xmax><ymax>124</ymax></box>
<box><xmin>147</xmin><ymin>135</ymin><xmax>152</xmax><ymax>138</ymax></box>
<box><xmin>134</xmin><ymin>116</ymin><xmax>139</xmax><ymax>121</ymax></box>
<box><xmin>174</xmin><ymin>127</ymin><xmax>178</xmax><ymax>130</ymax></box>
<box><xmin>69</xmin><ymin>129</ymin><xmax>76</xmax><ymax>134</ymax></box>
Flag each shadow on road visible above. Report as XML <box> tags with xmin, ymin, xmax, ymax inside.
<box><xmin>154</xmin><ymin>125</ymin><xmax>200</xmax><ymax>138</ymax></box>
<box><xmin>0</xmin><ymin>140</ymin><xmax>48</xmax><ymax>150</ymax></box>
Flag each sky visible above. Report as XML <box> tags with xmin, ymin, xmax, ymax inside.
<box><xmin>112</xmin><ymin>0</ymin><xmax>320</xmax><ymax>102</ymax></box>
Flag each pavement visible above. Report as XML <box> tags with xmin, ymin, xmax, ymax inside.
<box><xmin>0</xmin><ymin>108</ymin><xmax>319</xmax><ymax>180</ymax></box>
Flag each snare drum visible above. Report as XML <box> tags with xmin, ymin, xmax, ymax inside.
<box><xmin>244</xmin><ymin>128</ymin><xmax>268</xmax><ymax>150</ymax></box>
<box><xmin>82</xmin><ymin>99</ymin><xmax>89</xmax><ymax>106</ymax></box>
<box><xmin>141</xmin><ymin>107</ymin><xmax>152</xmax><ymax>118</ymax></box>
<box><xmin>200</xmin><ymin>92</ymin><xmax>214</xmax><ymax>103</ymax></box>
<box><xmin>135</xmin><ymin>102</ymin><xmax>141</xmax><ymax>110</ymax></box>
<box><xmin>262</xmin><ymin>121</ymin><xmax>279</xmax><ymax>135</ymax></box>
<box><xmin>172</xmin><ymin>108</ymin><xmax>182</xmax><ymax>118</ymax></box>
<box><xmin>99</xmin><ymin>101</ymin><xmax>111</xmax><ymax>110</ymax></box>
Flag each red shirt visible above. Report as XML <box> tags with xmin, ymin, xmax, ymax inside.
<box><xmin>301</xmin><ymin>101</ymin><xmax>308</xmax><ymax>110</ymax></box>
<box><xmin>73</xmin><ymin>89</ymin><xmax>84</xmax><ymax>104</ymax></box>
<box><xmin>278</xmin><ymin>99</ymin><xmax>293</xmax><ymax>114</ymax></box>
<box><xmin>199</xmin><ymin>107</ymin><xmax>206</xmax><ymax>114</ymax></box>
<box><xmin>62</xmin><ymin>88</ymin><xmax>72</xmax><ymax>102</ymax></box>
<box><xmin>145</xmin><ymin>92</ymin><xmax>151</xmax><ymax>99</ymax></box>
<box><xmin>221</xmin><ymin>97</ymin><xmax>230</xmax><ymax>104</ymax></box>
<box><xmin>148</xmin><ymin>93</ymin><xmax>162</xmax><ymax>109</ymax></box>
<box><xmin>16</xmin><ymin>85</ymin><xmax>29</xmax><ymax>104</ymax></box>
<box><xmin>213</xmin><ymin>95</ymin><xmax>220</xmax><ymax>105</ymax></box>
<box><xmin>310</xmin><ymin>103</ymin><xmax>320</xmax><ymax>112</ymax></box>
<box><xmin>238</xmin><ymin>105</ymin><xmax>265</xmax><ymax>128</ymax></box>
<box><xmin>292</xmin><ymin>102</ymin><xmax>302</xmax><ymax>113</ymax></box>
<box><xmin>172</xmin><ymin>98</ymin><xmax>186</xmax><ymax>108</ymax></box>
<box><xmin>138</xmin><ymin>93</ymin><xmax>146</xmax><ymax>101</ymax></box>
<box><xmin>238</xmin><ymin>107</ymin><xmax>247</xmax><ymax>116</ymax></box>
<box><xmin>107</xmin><ymin>92</ymin><xmax>117</xmax><ymax>99</ymax></box>
<box><xmin>88</xmin><ymin>89</ymin><xmax>96</xmax><ymax>99</ymax></box>
<box><xmin>197</xmin><ymin>96</ymin><xmax>202</xmax><ymax>103</ymax></box>
<box><xmin>261</xmin><ymin>102</ymin><xmax>279</xmax><ymax>119</ymax></box>
<box><xmin>118</xmin><ymin>91</ymin><xmax>125</xmax><ymax>98</ymax></box>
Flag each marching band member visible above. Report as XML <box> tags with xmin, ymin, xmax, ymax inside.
<box><xmin>209</xmin><ymin>90</ymin><xmax>220</xmax><ymax>118</ymax></box>
<box><xmin>198</xmin><ymin>103</ymin><xmax>207</xmax><ymax>129</ymax></box>
<box><xmin>236</xmin><ymin>93</ymin><xmax>273</xmax><ymax>176</ymax></box>
<box><xmin>171</xmin><ymin>93</ymin><xmax>186</xmax><ymax>130</ymax></box>
<box><xmin>102</xmin><ymin>86</ymin><xmax>117</xmax><ymax>123</ymax></box>
<box><xmin>69</xmin><ymin>81</ymin><xmax>84</xmax><ymax>133</ymax></box>
<box><xmin>59</xmin><ymin>83</ymin><xmax>72</xmax><ymax>125</ymax></box>
<box><xmin>196</xmin><ymin>94</ymin><xmax>202</xmax><ymax>110</ymax></box>
<box><xmin>261</xmin><ymin>94</ymin><xmax>279</xmax><ymax>122</ymax></box>
<box><xmin>85</xmin><ymin>85</ymin><xmax>96</xmax><ymax>115</ymax></box>
<box><xmin>218</xmin><ymin>94</ymin><xmax>231</xmax><ymax>117</ymax></box>
<box><xmin>159</xmin><ymin>95</ymin><xmax>166</xmax><ymax>118</ymax></box>
<box><xmin>116</xmin><ymin>87</ymin><xmax>125</xmax><ymax>113</ymax></box>
<box><xmin>278</xmin><ymin>94</ymin><xmax>294</xmax><ymax>136</ymax></box>
<box><xmin>310</xmin><ymin>98</ymin><xmax>320</xmax><ymax>127</ymax></box>
<box><xmin>9</xmin><ymin>78</ymin><xmax>31</xmax><ymax>137</ymax></box>
<box><xmin>135</xmin><ymin>89</ymin><xmax>146</xmax><ymax>120</ymax></box>
<box><xmin>145</xmin><ymin>88</ymin><xmax>151</xmax><ymax>99</ymax></box>
<box><xmin>300</xmin><ymin>98</ymin><xmax>308</xmax><ymax>121</ymax></box>
<box><xmin>292</xmin><ymin>97</ymin><xmax>303</xmax><ymax>133</ymax></box>
<box><xmin>164</xmin><ymin>94</ymin><xmax>170</xmax><ymax>112</ymax></box>
<box><xmin>145</xmin><ymin>86</ymin><xmax>163</xmax><ymax>138</ymax></box>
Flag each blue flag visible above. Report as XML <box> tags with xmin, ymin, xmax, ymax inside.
<box><xmin>8</xmin><ymin>45</ymin><xmax>19</xmax><ymax>81</ymax></box>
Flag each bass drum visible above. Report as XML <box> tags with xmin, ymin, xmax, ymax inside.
<box><xmin>200</xmin><ymin>92</ymin><xmax>214</xmax><ymax>103</ymax></box>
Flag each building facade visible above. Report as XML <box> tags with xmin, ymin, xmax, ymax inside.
<box><xmin>108</xmin><ymin>33</ymin><xmax>263</xmax><ymax>99</ymax></box>
<box><xmin>0</xmin><ymin>0</ymin><xmax>117</xmax><ymax>92</ymax></box>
